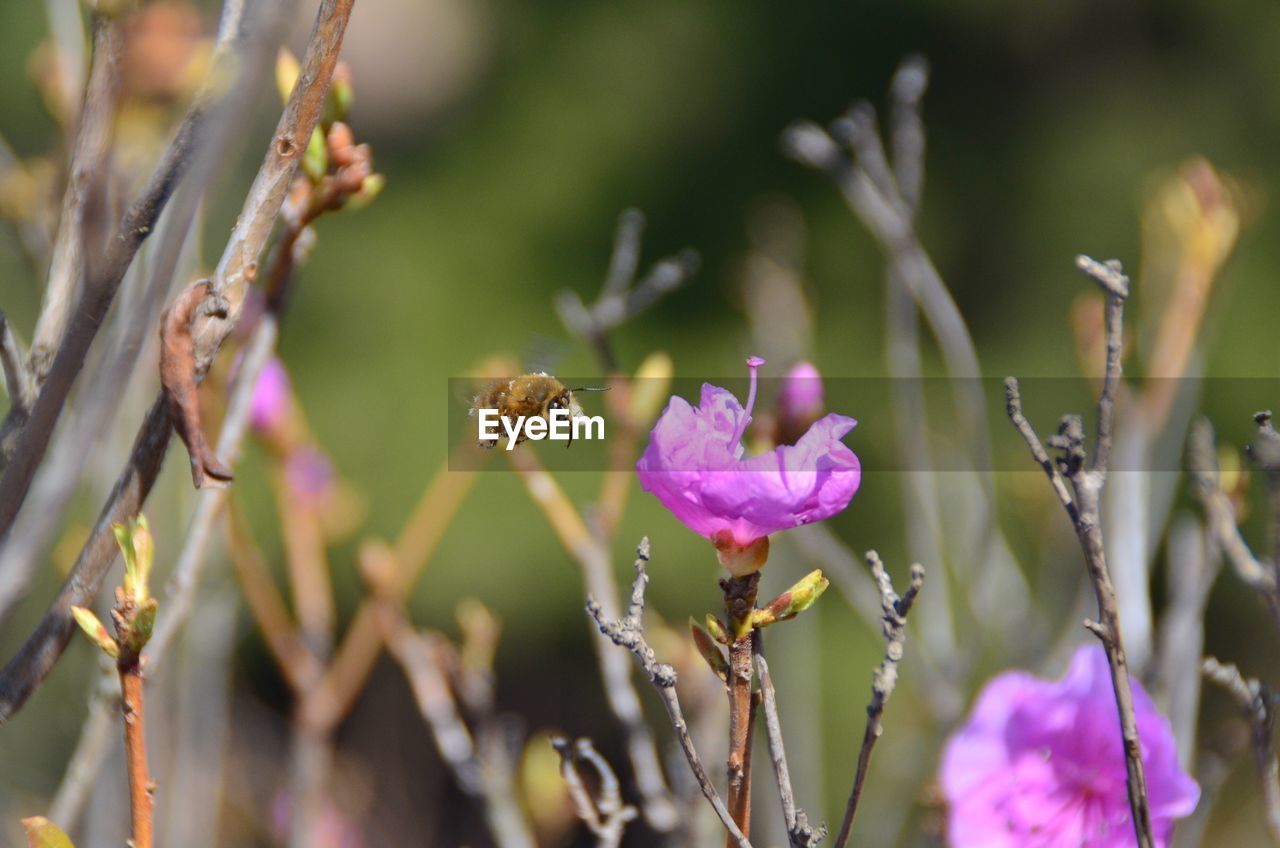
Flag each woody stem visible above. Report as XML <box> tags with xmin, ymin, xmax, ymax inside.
<box><xmin>118</xmin><ymin>657</ymin><xmax>153</xmax><ymax>848</ymax></box>
<box><xmin>724</xmin><ymin>572</ymin><xmax>760</xmax><ymax>847</ymax></box>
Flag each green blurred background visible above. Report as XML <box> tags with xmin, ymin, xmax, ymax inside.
<box><xmin>1</xmin><ymin>0</ymin><xmax>1279</xmax><ymax>844</ymax></box>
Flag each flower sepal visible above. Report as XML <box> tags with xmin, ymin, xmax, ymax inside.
<box><xmin>713</xmin><ymin>531</ymin><xmax>770</xmax><ymax>578</ymax></box>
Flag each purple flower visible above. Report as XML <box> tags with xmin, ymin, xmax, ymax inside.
<box><xmin>636</xmin><ymin>356</ymin><xmax>860</xmax><ymax>573</ymax></box>
<box><xmin>940</xmin><ymin>645</ymin><xmax>1199</xmax><ymax>848</ymax></box>
<box><xmin>779</xmin><ymin>361</ymin><xmax>824</xmax><ymax>417</ymax></box>
<box><xmin>775</xmin><ymin>360</ymin><xmax>825</xmax><ymax>446</ymax></box>
<box><xmin>250</xmin><ymin>356</ymin><xmax>292</xmax><ymax>435</ymax></box>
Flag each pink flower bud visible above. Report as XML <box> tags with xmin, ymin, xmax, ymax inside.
<box><xmin>250</xmin><ymin>357</ymin><xmax>291</xmax><ymax>435</ymax></box>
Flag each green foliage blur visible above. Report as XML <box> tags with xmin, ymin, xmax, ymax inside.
<box><xmin>1</xmin><ymin>0</ymin><xmax>1279</xmax><ymax>844</ymax></box>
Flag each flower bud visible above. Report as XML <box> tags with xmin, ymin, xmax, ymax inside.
<box><xmin>774</xmin><ymin>361</ymin><xmax>824</xmax><ymax>446</ymax></box>
<box><xmin>752</xmin><ymin>569</ymin><xmax>828</xmax><ymax>628</ymax></box>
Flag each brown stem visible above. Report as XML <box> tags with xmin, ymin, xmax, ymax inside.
<box><xmin>118</xmin><ymin>661</ymin><xmax>153</xmax><ymax>848</ymax></box>
<box><xmin>723</xmin><ymin>572</ymin><xmax>760</xmax><ymax>846</ymax></box>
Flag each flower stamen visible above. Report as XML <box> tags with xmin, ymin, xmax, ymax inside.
<box><xmin>730</xmin><ymin>356</ymin><xmax>766</xmax><ymax>451</ymax></box>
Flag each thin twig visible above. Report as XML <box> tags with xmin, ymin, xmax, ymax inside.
<box><xmin>587</xmin><ymin>538</ymin><xmax>753</xmax><ymax>848</ymax></box>
<box><xmin>555</xmin><ymin>208</ymin><xmax>699</xmax><ymax>372</ymax></box>
<box><xmin>0</xmin><ymin>0</ymin><xmax>269</xmax><ymax>627</ymax></box>
<box><xmin>1187</xmin><ymin>417</ymin><xmax>1280</xmax><ymax>632</ymax></box>
<box><xmin>1202</xmin><ymin>657</ymin><xmax>1280</xmax><ymax>845</ymax></box>
<box><xmin>509</xmin><ymin>448</ymin><xmax>678</xmax><ymax>829</ymax></box>
<box><xmin>833</xmin><ymin>552</ymin><xmax>922</xmax><ymax>848</ymax></box>
<box><xmin>48</xmin><ymin>663</ymin><xmax>117</xmax><ymax>829</ymax></box>
<box><xmin>0</xmin><ymin>0</ymin><xmax>246</xmax><ymax>523</ymax></box>
<box><xmin>145</xmin><ymin>315</ymin><xmax>278</xmax><ymax>671</ymax></box>
<box><xmin>298</xmin><ymin>448</ymin><xmax>482</xmax><ymax>732</ymax></box>
<box><xmin>0</xmin><ymin>312</ymin><xmax>33</xmax><ymax>413</ymax></box>
<box><xmin>1154</xmin><ymin>514</ymin><xmax>1221</xmax><ymax>767</ymax></box>
<box><xmin>753</xmin><ymin>630</ymin><xmax>825</xmax><ymax>847</ymax></box>
<box><xmin>226</xmin><ymin>499</ymin><xmax>323</xmax><ymax>691</ymax></box>
<box><xmin>0</xmin><ymin>0</ymin><xmax>355</xmax><ymax>722</ymax></box>
<box><xmin>1004</xmin><ymin>378</ymin><xmax>1078</xmax><ymax>521</ymax></box>
<box><xmin>785</xmin><ymin>68</ymin><xmax>1035</xmax><ymax>675</ymax></box>
<box><xmin>377</xmin><ymin>601</ymin><xmax>536</xmax><ymax>848</ymax></box>
<box><xmin>26</xmin><ymin>16</ymin><xmax>121</xmax><ymax>386</ymax></box>
<box><xmin>1003</xmin><ymin>256</ymin><xmax>1156</xmax><ymax>848</ymax></box>
<box><xmin>552</xmin><ymin>736</ymin><xmax>639</xmax><ymax>848</ymax></box>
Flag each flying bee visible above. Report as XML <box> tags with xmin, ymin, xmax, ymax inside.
<box><xmin>469</xmin><ymin>372</ymin><xmax>607</xmax><ymax>449</ymax></box>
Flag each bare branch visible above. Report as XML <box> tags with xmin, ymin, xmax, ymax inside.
<box><xmin>509</xmin><ymin>449</ymin><xmax>678</xmax><ymax>829</ymax></box>
<box><xmin>1003</xmin><ymin>257</ymin><xmax>1156</xmax><ymax>847</ymax></box>
<box><xmin>0</xmin><ymin>5</ymin><xmax>242</xmax><ymax>525</ymax></box>
<box><xmin>0</xmin><ymin>312</ymin><xmax>33</xmax><ymax>413</ymax></box>
<box><xmin>552</xmin><ymin>736</ymin><xmax>639</xmax><ymax>848</ymax></box>
<box><xmin>1187</xmin><ymin>417</ymin><xmax>1280</xmax><ymax>630</ymax></box>
<box><xmin>378</xmin><ymin>605</ymin><xmax>535</xmax><ymax>848</ymax></box>
<box><xmin>1154</xmin><ymin>514</ymin><xmax>1221</xmax><ymax>767</ymax></box>
<box><xmin>753</xmin><ymin>630</ymin><xmax>826</xmax><ymax>848</ymax></box>
<box><xmin>48</xmin><ymin>663</ymin><xmax>117</xmax><ymax>829</ymax></box>
<box><xmin>833</xmin><ymin>552</ymin><xmax>922</xmax><ymax>848</ymax></box>
<box><xmin>888</xmin><ymin>55</ymin><xmax>929</xmax><ymax>213</ymax></box>
<box><xmin>587</xmin><ymin>538</ymin><xmax>752</xmax><ymax>848</ymax></box>
<box><xmin>27</xmin><ymin>17</ymin><xmax>122</xmax><ymax>386</ymax></box>
<box><xmin>555</xmin><ymin>208</ymin><xmax>699</xmax><ymax>371</ymax></box>
<box><xmin>0</xmin><ymin>0</ymin><xmax>356</xmax><ymax>722</ymax></box>
<box><xmin>0</xmin><ymin>0</ymin><xmax>269</xmax><ymax>626</ymax></box>
<box><xmin>1202</xmin><ymin>657</ymin><xmax>1280</xmax><ymax>845</ymax></box>
<box><xmin>1074</xmin><ymin>255</ymin><xmax>1129</xmax><ymax>473</ymax></box>
<box><xmin>1004</xmin><ymin>377</ymin><xmax>1078</xmax><ymax>520</ymax></box>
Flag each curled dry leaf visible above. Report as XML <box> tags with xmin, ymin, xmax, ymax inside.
<box><xmin>160</xmin><ymin>279</ymin><xmax>233</xmax><ymax>488</ymax></box>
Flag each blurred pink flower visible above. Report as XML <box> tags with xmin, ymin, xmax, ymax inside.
<box><xmin>774</xmin><ymin>360</ymin><xmax>825</xmax><ymax>445</ymax></box>
<box><xmin>636</xmin><ymin>356</ymin><xmax>859</xmax><ymax>568</ymax></box>
<box><xmin>779</xmin><ymin>361</ymin><xmax>824</xmax><ymax>417</ymax></box>
<box><xmin>285</xmin><ymin>445</ymin><xmax>336</xmax><ymax>502</ymax></box>
<box><xmin>271</xmin><ymin>790</ymin><xmax>365</xmax><ymax>848</ymax></box>
<box><xmin>250</xmin><ymin>356</ymin><xmax>291</xmax><ymax>434</ymax></box>
<box><xmin>940</xmin><ymin>645</ymin><xmax>1199</xmax><ymax>848</ymax></box>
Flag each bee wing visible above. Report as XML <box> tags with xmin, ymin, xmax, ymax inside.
<box><xmin>521</xmin><ymin>335</ymin><xmax>574</xmax><ymax>376</ymax></box>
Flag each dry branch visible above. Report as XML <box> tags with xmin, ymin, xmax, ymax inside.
<box><xmin>0</xmin><ymin>0</ymin><xmax>355</xmax><ymax>722</ymax></box>
<box><xmin>1003</xmin><ymin>256</ymin><xmax>1156</xmax><ymax>848</ymax></box>
<box><xmin>754</xmin><ymin>630</ymin><xmax>825</xmax><ymax>847</ymax></box>
<box><xmin>1202</xmin><ymin>657</ymin><xmax>1280</xmax><ymax>845</ymax></box>
<box><xmin>1188</xmin><ymin>416</ymin><xmax>1280</xmax><ymax>632</ymax></box>
<box><xmin>587</xmin><ymin>538</ymin><xmax>753</xmax><ymax>848</ymax></box>
<box><xmin>552</xmin><ymin>736</ymin><xmax>638</xmax><ymax>848</ymax></box>
<box><xmin>833</xmin><ymin>551</ymin><xmax>922</xmax><ymax>848</ymax></box>
<box><xmin>509</xmin><ymin>448</ymin><xmax>678</xmax><ymax>829</ymax></box>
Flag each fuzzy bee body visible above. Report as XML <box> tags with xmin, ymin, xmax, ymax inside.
<box><xmin>470</xmin><ymin>372</ymin><xmax>587</xmax><ymax>449</ymax></box>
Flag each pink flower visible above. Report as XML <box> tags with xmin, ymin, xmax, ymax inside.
<box><xmin>774</xmin><ymin>360</ymin><xmax>825</xmax><ymax>446</ymax></box>
<box><xmin>636</xmin><ymin>356</ymin><xmax>860</xmax><ymax>571</ymax></box>
<box><xmin>285</xmin><ymin>445</ymin><xmax>336</xmax><ymax>502</ymax></box>
<box><xmin>940</xmin><ymin>645</ymin><xmax>1199</xmax><ymax>848</ymax></box>
<box><xmin>250</xmin><ymin>356</ymin><xmax>292</xmax><ymax>434</ymax></box>
<box><xmin>779</xmin><ymin>361</ymin><xmax>824</xmax><ymax>418</ymax></box>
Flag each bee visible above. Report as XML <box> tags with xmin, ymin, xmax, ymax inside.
<box><xmin>469</xmin><ymin>372</ymin><xmax>606</xmax><ymax>449</ymax></box>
